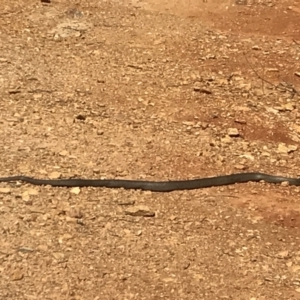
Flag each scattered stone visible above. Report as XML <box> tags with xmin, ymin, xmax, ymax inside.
<box><xmin>11</xmin><ymin>268</ymin><xmax>24</xmax><ymax>281</ymax></box>
<box><xmin>67</xmin><ymin>207</ymin><xmax>83</xmax><ymax>218</ymax></box>
<box><xmin>276</xmin><ymin>103</ymin><xmax>295</xmax><ymax>111</ymax></box>
<box><xmin>59</xmin><ymin>234</ymin><xmax>73</xmax><ymax>244</ymax></box>
<box><xmin>276</xmin><ymin>250</ymin><xmax>290</xmax><ymax>259</ymax></box>
<box><xmin>37</xmin><ymin>244</ymin><xmax>48</xmax><ymax>252</ymax></box>
<box><xmin>27</xmin><ymin>188</ymin><xmax>39</xmax><ymax>196</ymax></box>
<box><xmin>235</xmin><ymin>106</ymin><xmax>251</xmax><ymax>112</ymax></box>
<box><xmin>65</xmin><ymin>216</ymin><xmax>77</xmax><ymax>223</ymax></box>
<box><xmin>70</xmin><ymin>187</ymin><xmax>80</xmax><ymax>195</ymax></box>
<box><xmin>59</xmin><ymin>150</ymin><xmax>69</xmax><ymax>157</ymax></box>
<box><xmin>193</xmin><ymin>86</ymin><xmax>212</xmax><ymax>94</ymax></box>
<box><xmin>117</xmin><ymin>199</ymin><xmax>135</xmax><ymax>206</ymax></box>
<box><xmin>182</xmin><ymin>121</ymin><xmax>195</xmax><ymax>126</ymax></box>
<box><xmin>252</xmin><ymin>45</ymin><xmax>261</xmax><ymax>50</ymax></box>
<box><xmin>76</xmin><ymin>114</ymin><xmax>86</xmax><ymax>121</ymax></box>
<box><xmin>0</xmin><ymin>187</ymin><xmax>11</xmax><ymax>194</ymax></box>
<box><xmin>266</xmin><ymin>107</ymin><xmax>279</xmax><ymax>114</ymax></box>
<box><xmin>277</xmin><ymin>143</ymin><xmax>297</xmax><ymax>154</ymax></box>
<box><xmin>291</xmin><ymin>265</ymin><xmax>300</xmax><ymax>273</ymax></box>
<box><xmin>240</xmin><ymin>153</ymin><xmax>255</xmax><ymax>160</ymax></box>
<box><xmin>64</xmin><ymin>117</ymin><xmax>74</xmax><ymax>125</ymax></box>
<box><xmin>48</xmin><ymin>172</ymin><xmax>61</xmax><ymax>179</ymax></box>
<box><xmin>227</xmin><ymin>128</ymin><xmax>239</xmax><ymax>137</ymax></box>
<box><xmin>221</xmin><ymin>136</ymin><xmax>232</xmax><ymax>144</ymax></box>
<box><xmin>52</xmin><ymin>252</ymin><xmax>66</xmax><ymax>262</ymax></box>
<box><xmin>22</xmin><ymin>191</ymin><xmax>31</xmax><ymax>202</ymax></box>
<box><xmin>124</xmin><ymin>205</ymin><xmax>155</xmax><ymax>217</ymax></box>
<box><xmin>284</xmin><ymin>103</ymin><xmax>295</xmax><ymax>111</ymax></box>
<box><xmin>50</xmin><ymin>21</ymin><xmax>92</xmax><ymax>39</ymax></box>
<box><xmin>234</xmin><ymin>119</ymin><xmax>246</xmax><ymax>124</ymax></box>
<box><xmin>293</xmin><ymin>124</ymin><xmax>300</xmax><ymax>134</ymax></box>
<box><xmin>234</xmin><ymin>164</ymin><xmax>247</xmax><ymax>170</ymax></box>
<box><xmin>65</xmin><ymin>8</ymin><xmax>84</xmax><ymax>18</ymax></box>
<box><xmin>266</xmin><ymin>68</ymin><xmax>279</xmax><ymax>72</ymax></box>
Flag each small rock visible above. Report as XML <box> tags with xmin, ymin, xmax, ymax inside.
<box><xmin>22</xmin><ymin>191</ymin><xmax>31</xmax><ymax>202</ymax></box>
<box><xmin>65</xmin><ymin>216</ymin><xmax>77</xmax><ymax>223</ymax></box>
<box><xmin>11</xmin><ymin>269</ymin><xmax>24</xmax><ymax>281</ymax></box>
<box><xmin>70</xmin><ymin>187</ymin><xmax>80</xmax><ymax>195</ymax></box>
<box><xmin>266</xmin><ymin>68</ymin><xmax>279</xmax><ymax>72</ymax></box>
<box><xmin>293</xmin><ymin>124</ymin><xmax>300</xmax><ymax>134</ymax></box>
<box><xmin>64</xmin><ymin>117</ymin><xmax>73</xmax><ymax>125</ymax></box>
<box><xmin>193</xmin><ymin>86</ymin><xmax>212</xmax><ymax>94</ymax></box>
<box><xmin>59</xmin><ymin>150</ymin><xmax>69</xmax><ymax>157</ymax></box>
<box><xmin>291</xmin><ymin>265</ymin><xmax>300</xmax><ymax>273</ymax></box>
<box><xmin>117</xmin><ymin>199</ymin><xmax>135</xmax><ymax>206</ymax></box>
<box><xmin>252</xmin><ymin>45</ymin><xmax>261</xmax><ymax>50</ymax></box>
<box><xmin>67</xmin><ymin>207</ymin><xmax>83</xmax><ymax>218</ymax></box>
<box><xmin>240</xmin><ymin>153</ymin><xmax>255</xmax><ymax>160</ymax></box>
<box><xmin>59</xmin><ymin>233</ymin><xmax>73</xmax><ymax>244</ymax></box>
<box><xmin>182</xmin><ymin>121</ymin><xmax>195</xmax><ymax>126</ymax></box>
<box><xmin>227</xmin><ymin>128</ymin><xmax>239</xmax><ymax>137</ymax></box>
<box><xmin>75</xmin><ymin>114</ymin><xmax>86</xmax><ymax>121</ymax></box>
<box><xmin>48</xmin><ymin>172</ymin><xmax>61</xmax><ymax>179</ymax></box>
<box><xmin>284</xmin><ymin>103</ymin><xmax>295</xmax><ymax>111</ymax></box>
<box><xmin>27</xmin><ymin>188</ymin><xmax>39</xmax><ymax>196</ymax></box>
<box><xmin>276</xmin><ymin>250</ymin><xmax>290</xmax><ymax>259</ymax></box>
<box><xmin>201</xmin><ymin>122</ymin><xmax>209</xmax><ymax>129</ymax></box>
<box><xmin>266</xmin><ymin>107</ymin><xmax>279</xmax><ymax>114</ymax></box>
<box><xmin>235</xmin><ymin>106</ymin><xmax>251</xmax><ymax>112</ymax></box>
<box><xmin>124</xmin><ymin>205</ymin><xmax>155</xmax><ymax>217</ymax></box>
<box><xmin>277</xmin><ymin>143</ymin><xmax>297</xmax><ymax>154</ymax></box>
<box><xmin>52</xmin><ymin>252</ymin><xmax>66</xmax><ymax>262</ymax></box>
<box><xmin>234</xmin><ymin>164</ymin><xmax>247</xmax><ymax>170</ymax></box>
<box><xmin>276</xmin><ymin>103</ymin><xmax>295</xmax><ymax>111</ymax></box>
<box><xmin>37</xmin><ymin>244</ymin><xmax>48</xmax><ymax>252</ymax></box>
<box><xmin>286</xmin><ymin>261</ymin><xmax>293</xmax><ymax>267</ymax></box>
<box><xmin>234</xmin><ymin>119</ymin><xmax>246</xmax><ymax>124</ymax></box>
<box><xmin>0</xmin><ymin>187</ymin><xmax>11</xmax><ymax>194</ymax></box>
<box><xmin>277</xmin><ymin>143</ymin><xmax>288</xmax><ymax>154</ymax></box>
<box><xmin>221</xmin><ymin>136</ymin><xmax>232</xmax><ymax>144</ymax></box>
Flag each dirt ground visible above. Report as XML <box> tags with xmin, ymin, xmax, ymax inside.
<box><xmin>1</xmin><ymin>0</ymin><xmax>300</xmax><ymax>299</ymax></box>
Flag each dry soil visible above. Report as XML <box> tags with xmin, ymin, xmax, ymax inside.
<box><xmin>1</xmin><ymin>0</ymin><xmax>300</xmax><ymax>299</ymax></box>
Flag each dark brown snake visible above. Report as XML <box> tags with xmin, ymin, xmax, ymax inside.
<box><xmin>0</xmin><ymin>172</ymin><xmax>299</xmax><ymax>192</ymax></box>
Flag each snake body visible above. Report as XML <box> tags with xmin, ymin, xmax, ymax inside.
<box><xmin>0</xmin><ymin>172</ymin><xmax>299</xmax><ymax>192</ymax></box>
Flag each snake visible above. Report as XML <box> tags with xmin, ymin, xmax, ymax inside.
<box><xmin>0</xmin><ymin>172</ymin><xmax>299</xmax><ymax>192</ymax></box>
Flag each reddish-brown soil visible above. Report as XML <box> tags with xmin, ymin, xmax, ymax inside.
<box><xmin>1</xmin><ymin>0</ymin><xmax>300</xmax><ymax>299</ymax></box>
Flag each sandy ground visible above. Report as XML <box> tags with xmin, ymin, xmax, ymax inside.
<box><xmin>1</xmin><ymin>0</ymin><xmax>300</xmax><ymax>299</ymax></box>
